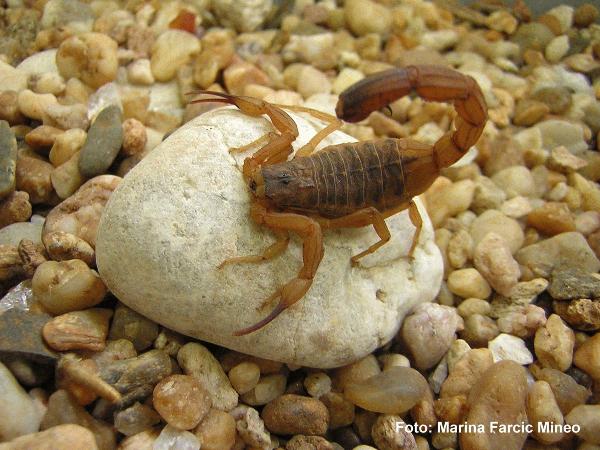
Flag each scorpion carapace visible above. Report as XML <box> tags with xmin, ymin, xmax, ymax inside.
<box><xmin>190</xmin><ymin>65</ymin><xmax>487</xmax><ymax>336</ymax></box>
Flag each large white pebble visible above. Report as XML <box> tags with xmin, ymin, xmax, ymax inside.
<box><xmin>96</xmin><ymin>107</ymin><xmax>443</xmax><ymax>368</ymax></box>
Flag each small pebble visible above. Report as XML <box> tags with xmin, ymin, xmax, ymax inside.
<box><xmin>532</xmin><ymin>366</ymin><xmax>590</xmax><ymax>414</ymax></box>
<box><xmin>344</xmin><ymin>367</ymin><xmax>429</xmax><ymax>414</ymax></box>
<box><xmin>108</xmin><ymin>303</ymin><xmax>159</xmax><ymax>351</ymax></box>
<box><xmin>150</xmin><ymin>30</ymin><xmax>201</xmax><ymax>82</ymax></box>
<box><xmin>177</xmin><ymin>343</ymin><xmax>238</xmax><ymax>411</ymax></box>
<box><xmin>262</xmin><ymin>394</ymin><xmax>329</xmax><ymax>436</ymax></box>
<box><xmin>333</xmin><ymin>355</ymin><xmax>380</xmax><ymax>392</ymax></box>
<box><xmin>32</xmin><ymin>259</ymin><xmax>107</xmax><ymax>315</ymax></box>
<box><xmin>42</xmin><ymin>308</ymin><xmax>112</xmax><ymax>352</ymax></box>
<box><xmin>459</xmin><ymin>314</ymin><xmax>500</xmax><ymax>347</ymax></box>
<box><xmin>0</xmin><ymin>424</ymin><xmax>98</xmax><ymax>450</ymax></box>
<box><xmin>488</xmin><ymin>333</ymin><xmax>534</xmax><ymax>365</ymax></box>
<box><xmin>527</xmin><ymin>380</ymin><xmax>564</xmax><ymax>445</ymax></box>
<box><xmin>401</xmin><ymin>303</ymin><xmax>463</xmax><ymax>371</ymax></box>
<box><xmin>25</xmin><ymin>125</ymin><xmax>63</xmax><ymax>150</ymax></box>
<box><xmin>121</xmin><ymin>118</ymin><xmax>146</xmax><ymax>157</ymax></box>
<box><xmin>49</xmin><ymin>128</ymin><xmax>86</xmax><ymax>167</ymax></box>
<box><xmin>304</xmin><ymin>372</ymin><xmax>332</xmax><ymax>398</ymax></box>
<box><xmin>371</xmin><ymin>415</ymin><xmax>416</xmax><ymax>450</ymax></box>
<box><xmin>344</xmin><ymin>0</ymin><xmax>391</xmax><ymax>36</ymax></box>
<box><xmin>153</xmin><ymin>424</ymin><xmax>200</xmax><ymax>450</ymax></box>
<box><xmin>534</xmin><ymin>314</ymin><xmax>575</xmax><ymax>371</ymax></box>
<box><xmin>0</xmin><ymin>191</ymin><xmax>31</xmax><ymax>228</ymax></box>
<box><xmin>554</xmin><ymin>298</ymin><xmax>600</xmax><ymax>331</ymax></box>
<box><xmin>233</xmin><ymin>405</ymin><xmax>271</xmax><ymax>448</ymax></box>
<box><xmin>574</xmin><ymin>3</ymin><xmax>599</xmax><ymax>27</ymax></box>
<box><xmin>320</xmin><ymin>392</ymin><xmax>355</xmax><ymax>429</ymax></box>
<box><xmin>51</xmin><ymin>152</ymin><xmax>85</xmax><ymax>199</ymax></box>
<box><xmin>56</xmin><ymin>33</ymin><xmax>118</xmax><ymax>88</ymax></box>
<box><xmin>153</xmin><ymin>374</ymin><xmax>212</xmax><ymax>430</ymax></box>
<box><xmin>573</xmin><ymin>332</ymin><xmax>600</xmax><ymax>380</ymax></box>
<box><xmin>15</xmin><ymin>150</ymin><xmax>55</xmax><ymax>204</ymax></box>
<box><xmin>565</xmin><ymin>405</ymin><xmax>600</xmax><ymax>445</ymax></box>
<box><xmin>473</xmin><ymin>232</ymin><xmax>521</xmax><ymax>296</ymax></box>
<box><xmin>228</xmin><ymin>361</ymin><xmax>260</xmax><ymax>395</ymax></box>
<box><xmin>460</xmin><ymin>361</ymin><xmax>528</xmax><ymax>450</ymax></box>
<box><xmin>193</xmin><ymin>408</ymin><xmax>236</xmax><ymax>450</ymax></box>
<box><xmin>0</xmin><ymin>91</ymin><xmax>24</xmax><ymax>124</ymax></box>
<box><xmin>0</xmin><ymin>121</ymin><xmax>17</xmax><ymax>199</ymax></box>
<box><xmin>0</xmin><ymin>361</ymin><xmax>42</xmax><ymax>440</ymax></box>
<box><xmin>240</xmin><ymin>373</ymin><xmax>286</xmax><ymax>406</ymax></box>
<box><xmin>43</xmin><ymin>231</ymin><xmax>94</xmax><ymax>266</ymax></box>
<box><xmin>470</xmin><ymin>209</ymin><xmax>524</xmax><ymax>254</ymax></box>
<box><xmin>17</xmin><ymin>90</ymin><xmax>58</xmax><ymax>121</ymax></box>
<box><xmin>114</xmin><ymin>402</ymin><xmax>161</xmax><ymax>436</ymax></box>
<box><xmin>447</xmin><ymin>268</ymin><xmax>492</xmax><ymax>299</ymax></box>
<box><xmin>78</xmin><ymin>106</ymin><xmax>123</xmax><ymax>178</ymax></box>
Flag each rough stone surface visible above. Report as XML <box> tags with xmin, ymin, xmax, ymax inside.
<box><xmin>0</xmin><ymin>121</ymin><xmax>17</xmax><ymax>199</ymax></box>
<box><xmin>96</xmin><ymin>108</ymin><xmax>443</xmax><ymax>368</ymax></box>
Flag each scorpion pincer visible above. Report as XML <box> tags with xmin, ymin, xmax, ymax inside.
<box><xmin>190</xmin><ymin>64</ymin><xmax>487</xmax><ymax>336</ymax></box>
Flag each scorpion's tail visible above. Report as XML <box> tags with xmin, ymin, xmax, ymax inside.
<box><xmin>232</xmin><ymin>303</ymin><xmax>285</xmax><ymax>336</ymax></box>
<box><xmin>186</xmin><ymin>90</ymin><xmax>237</xmax><ymax>105</ymax></box>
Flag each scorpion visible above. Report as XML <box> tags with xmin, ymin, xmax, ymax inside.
<box><xmin>191</xmin><ymin>65</ymin><xmax>487</xmax><ymax>336</ymax></box>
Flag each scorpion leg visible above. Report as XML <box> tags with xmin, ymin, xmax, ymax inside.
<box><xmin>319</xmin><ymin>207</ymin><xmax>391</xmax><ymax>266</ymax></box>
<box><xmin>272</xmin><ymin>105</ymin><xmax>342</xmax><ymax>159</ymax></box>
<box><xmin>407</xmin><ymin>200</ymin><xmax>423</xmax><ymax>258</ymax></box>
<box><xmin>218</xmin><ymin>230</ymin><xmax>289</xmax><ymax>268</ymax></box>
<box><xmin>233</xmin><ymin>205</ymin><xmax>323</xmax><ymax>336</ymax></box>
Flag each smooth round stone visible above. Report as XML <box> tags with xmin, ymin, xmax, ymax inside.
<box><xmin>96</xmin><ymin>108</ymin><xmax>443</xmax><ymax>368</ymax></box>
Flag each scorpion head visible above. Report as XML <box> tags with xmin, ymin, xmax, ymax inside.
<box><xmin>248</xmin><ymin>169</ymin><xmax>266</xmax><ymax>198</ymax></box>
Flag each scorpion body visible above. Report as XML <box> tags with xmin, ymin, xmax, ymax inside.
<box><xmin>191</xmin><ymin>65</ymin><xmax>487</xmax><ymax>335</ymax></box>
<box><xmin>259</xmin><ymin>138</ymin><xmax>433</xmax><ymax>218</ymax></box>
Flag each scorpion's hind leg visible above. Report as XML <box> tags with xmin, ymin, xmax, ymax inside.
<box><xmin>319</xmin><ymin>207</ymin><xmax>391</xmax><ymax>266</ymax></box>
<box><xmin>233</xmin><ymin>207</ymin><xmax>323</xmax><ymax>336</ymax></box>
<box><xmin>406</xmin><ymin>200</ymin><xmax>423</xmax><ymax>258</ymax></box>
<box><xmin>218</xmin><ymin>229</ymin><xmax>290</xmax><ymax>269</ymax></box>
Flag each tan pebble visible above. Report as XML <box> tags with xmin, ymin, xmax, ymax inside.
<box><xmin>150</xmin><ymin>30</ymin><xmax>201</xmax><ymax>82</ymax></box>
<box><xmin>573</xmin><ymin>332</ymin><xmax>600</xmax><ymax>380</ymax></box>
<box><xmin>0</xmin><ymin>424</ymin><xmax>98</xmax><ymax>450</ymax></box>
<box><xmin>470</xmin><ymin>209</ymin><xmax>525</xmax><ymax>254</ymax></box>
<box><xmin>17</xmin><ymin>89</ymin><xmax>58</xmax><ymax>121</ymax></box>
<box><xmin>402</xmin><ymin>303</ymin><xmax>464</xmax><ymax>371</ymax></box>
<box><xmin>554</xmin><ymin>298</ymin><xmax>600</xmax><ymax>331</ymax></box>
<box><xmin>50</xmin><ymin>128</ymin><xmax>86</xmax><ymax>167</ymax></box>
<box><xmin>545</xmin><ymin>35</ymin><xmax>570</xmax><ymax>63</ymax></box>
<box><xmin>513</xmin><ymin>99</ymin><xmax>550</xmax><ymax>127</ymax></box>
<box><xmin>565</xmin><ymin>405</ymin><xmax>600</xmax><ymax>445</ymax></box>
<box><xmin>56</xmin><ymin>33</ymin><xmax>118</xmax><ymax>88</ymax></box>
<box><xmin>344</xmin><ymin>366</ymin><xmax>429</xmax><ymax>414</ymax></box>
<box><xmin>224</xmin><ymin>59</ymin><xmax>272</xmax><ymax>96</ymax></box>
<box><xmin>228</xmin><ymin>361</ymin><xmax>260</xmax><ymax>395</ymax></box>
<box><xmin>424</xmin><ymin>178</ymin><xmax>475</xmax><ymax>228</ymax></box>
<box><xmin>333</xmin><ymin>355</ymin><xmax>380</xmax><ymax>391</ymax></box>
<box><xmin>43</xmin><ymin>308</ymin><xmax>112</xmax><ymax>351</ymax></box>
<box><xmin>304</xmin><ymin>372</ymin><xmax>332</xmax><ymax>398</ymax></box>
<box><xmin>457</xmin><ymin>298</ymin><xmax>491</xmax><ymax>318</ymax></box>
<box><xmin>44</xmin><ymin>103</ymin><xmax>89</xmax><ymax>130</ymax></box>
<box><xmin>332</xmin><ymin>68</ymin><xmax>364</xmax><ymax>95</ymax></box>
<box><xmin>286</xmin><ymin>435</ymin><xmax>334</xmax><ymax>450</ymax></box>
<box><xmin>534</xmin><ymin>314</ymin><xmax>575</xmax><ymax>371</ymax></box>
<box><xmin>43</xmin><ymin>231</ymin><xmax>95</xmax><ymax>266</ymax></box>
<box><xmin>491</xmin><ymin>166</ymin><xmax>536</xmax><ymax>199</ymax></box>
<box><xmin>371</xmin><ymin>416</ymin><xmax>416</xmax><ymax>450</ymax></box>
<box><xmin>574</xmin><ymin>3</ymin><xmax>599</xmax><ymax>27</ymax></box>
<box><xmin>0</xmin><ymin>90</ymin><xmax>24</xmax><ymax>124</ymax></box>
<box><xmin>485</xmin><ymin>10</ymin><xmax>518</xmax><ymax>34</ymax></box>
<box><xmin>576</xmin><ymin>211</ymin><xmax>600</xmax><ymax>236</ymax></box>
<box><xmin>434</xmin><ymin>394</ymin><xmax>468</xmax><ymax>424</ymax></box>
<box><xmin>50</xmin><ymin>152</ymin><xmax>85</xmax><ymax>199</ymax></box>
<box><xmin>0</xmin><ymin>191</ymin><xmax>31</xmax><ymax>228</ymax></box>
<box><xmin>15</xmin><ymin>151</ymin><xmax>55</xmax><ymax>204</ymax></box>
<box><xmin>460</xmin><ymin>361</ymin><xmax>528</xmax><ymax>450</ymax></box>
<box><xmin>533</xmin><ymin>366</ymin><xmax>590</xmax><ymax>414</ymax></box>
<box><xmin>25</xmin><ymin>125</ymin><xmax>64</xmax><ymax>149</ymax></box>
<box><xmin>527</xmin><ymin>202</ymin><xmax>575</xmax><ymax>236</ymax></box>
<box><xmin>18</xmin><ymin>238</ymin><xmax>47</xmax><ymax>279</ymax></box>
<box><xmin>193</xmin><ymin>409</ymin><xmax>236</xmax><ymax>450</ymax></box>
<box><xmin>240</xmin><ymin>373</ymin><xmax>286</xmax><ymax>406</ymax></box>
<box><xmin>527</xmin><ymin>380</ymin><xmax>564</xmax><ymax>444</ymax></box>
<box><xmin>29</xmin><ymin>72</ymin><xmax>65</xmax><ymax>96</ymax></box>
<box><xmin>459</xmin><ymin>314</ymin><xmax>499</xmax><ymax>347</ymax></box>
<box><xmin>447</xmin><ymin>229</ymin><xmax>473</xmax><ymax>269</ymax></box>
<box><xmin>447</xmin><ymin>268</ymin><xmax>492</xmax><ymax>299</ymax></box>
<box><xmin>63</xmin><ymin>78</ymin><xmax>92</xmax><ymax>105</ymax></box>
<box><xmin>262</xmin><ymin>394</ymin><xmax>329</xmax><ymax>436</ymax></box>
<box><xmin>121</xmin><ymin>118</ymin><xmax>147</xmax><ymax>156</ymax></box>
<box><xmin>153</xmin><ymin>374</ymin><xmax>212</xmax><ymax>430</ymax></box>
<box><xmin>501</xmin><ymin>196</ymin><xmax>532</xmax><ymax>219</ymax></box>
<box><xmin>32</xmin><ymin>259</ymin><xmax>107</xmax><ymax>315</ymax></box>
<box><xmin>548</xmin><ymin>146</ymin><xmax>588</xmax><ymax>172</ymax></box>
<box><xmin>127</xmin><ymin>59</ymin><xmax>154</xmax><ymax>85</ymax></box>
<box><xmin>379</xmin><ymin>353</ymin><xmax>410</xmax><ymax>371</ymax></box>
<box><xmin>320</xmin><ymin>392</ymin><xmax>355</xmax><ymax>429</ymax></box>
<box><xmin>297</xmin><ymin>66</ymin><xmax>331</xmax><ymax>99</ymax></box>
<box><xmin>569</xmin><ymin>172</ymin><xmax>600</xmax><ymax>212</ymax></box>
<box><xmin>474</xmin><ymin>232</ymin><xmax>521</xmax><ymax>296</ymax></box>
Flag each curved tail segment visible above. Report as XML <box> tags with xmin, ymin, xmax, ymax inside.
<box><xmin>335</xmin><ymin>65</ymin><xmax>488</xmax><ymax>169</ymax></box>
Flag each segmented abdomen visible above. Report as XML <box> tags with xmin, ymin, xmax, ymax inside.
<box><xmin>263</xmin><ymin>138</ymin><xmax>431</xmax><ymax>218</ymax></box>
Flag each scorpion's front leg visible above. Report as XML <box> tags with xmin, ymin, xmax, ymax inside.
<box><xmin>218</xmin><ymin>229</ymin><xmax>289</xmax><ymax>268</ymax></box>
<box><xmin>233</xmin><ymin>205</ymin><xmax>323</xmax><ymax>336</ymax></box>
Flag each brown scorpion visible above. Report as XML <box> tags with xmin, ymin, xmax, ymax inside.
<box><xmin>191</xmin><ymin>65</ymin><xmax>487</xmax><ymax>336</ymax></box>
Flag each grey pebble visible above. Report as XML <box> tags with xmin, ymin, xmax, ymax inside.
<box><xmin>549</xmin><ymin>267</ymin><xmax>600</xmax><ymax>300</ymax></box>
<box><xmin>78</xmin><ymin>106</ymin><xmax>123</xmax><ymax>177</ymax></box>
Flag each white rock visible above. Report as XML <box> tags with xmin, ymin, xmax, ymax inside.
<box><xmin>153</xmin><ymin>424</ymin><xmax>200</xmax><ymax>450</ymax></box>
<box><xmin>0</xmin><ymin>222</ymin><xmax>43</xmax><ymax>246</ymax></box>
<box><xmin>96</xmin><ymin>107</ymin><xmax>443</xmax><ymax>368</ymax></box>
<box><xmin>488</xmin><ymin>333</ymin><xmax>533</xmax><ymax>365</ymax></box>
<box><xmin>0</xmin><ymin>362</ymin><xmax>42</xmax><ymax>440</ymax></box>
<box><xmin>16</xmin><ymin>49</ymin><xmax>59</xmax><ymax>76</ymax></box>
<box><xmin>535</xmin><ymin>119</ymin><xmax>588</xmax><ymax>155</ymax></box>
